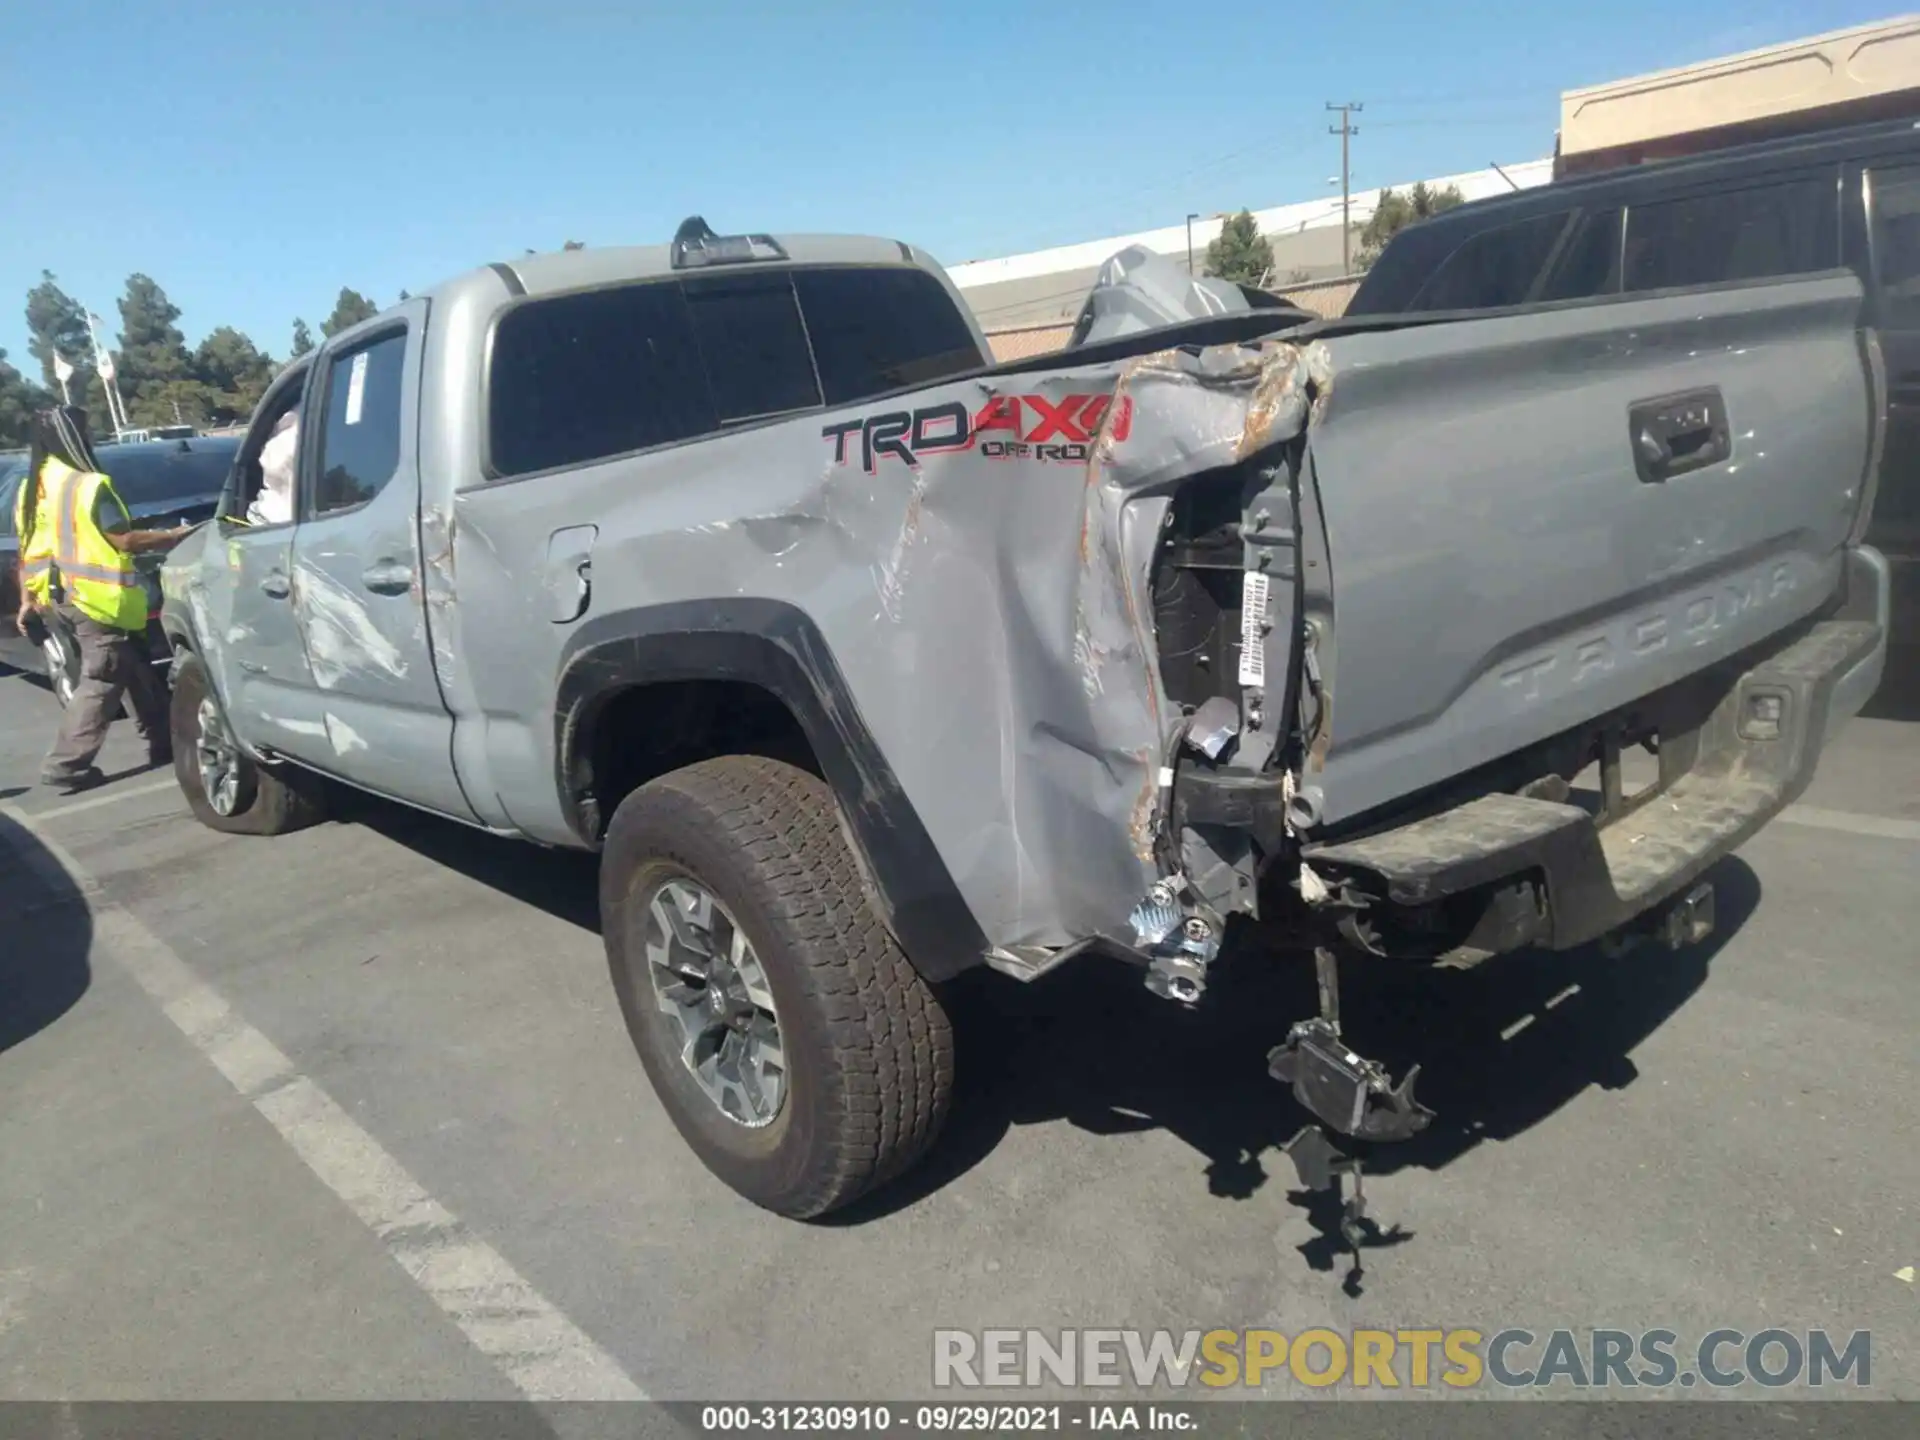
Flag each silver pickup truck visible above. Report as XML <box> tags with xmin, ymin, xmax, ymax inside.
<box><xmin>160</xmin><ymin>219</ymin><xmax>1889</xmax><ymax>1227</ymax></box>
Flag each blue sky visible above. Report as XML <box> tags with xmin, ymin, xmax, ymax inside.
<box><xmin>0</xmin><ymin>0</ymin><xmax>1897</xmax><ymax>368</ymax></box>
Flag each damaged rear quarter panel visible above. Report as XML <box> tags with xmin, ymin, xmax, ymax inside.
<box><xmin>453</xmin><ymin>336</ymin><xmax>1323</xmax><ymax>953</ymax></box>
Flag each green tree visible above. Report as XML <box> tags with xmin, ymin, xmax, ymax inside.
<box><xmin>1356</xmin><ymin>182</ymin><xmax>1465</xmax><ymax>271</ymax></box>
<box><xmin>397</xmin><ymin>289</ymin><xmax>411</xmax><ymax>302</ymax></box>
<box><xmin>321</xmin><ymin>288</ymin><xmax>379</xmax><ymax>338</ymax></box>
<box><xmin>194</xmin><ymin>326</ymin><xmax>276</xmax><ymax>425</ymax></box>
<box><xmin>24</xmin><ymin>271</ymin><xmax>92</xmax><ymax>390</ymax></box>
<box><xmin>1203</xmin><ymin>211</ymin><xmax>1276</xmax><ymax>286</ymax></box>
<box><xmin>563</xmin><ymin>239</ymin><xmax>585</xmax><ymax>251</ymax></box>
<box><xmin>0</xmin><ymin>348</ymin><xmax>54</xmax><ymax>448</ymax></box>
<box><xmin>115</xmin><ymin>273</ymin><xmax>200</xmax><ymax>425</ymax></box>
<box><xmin>290</xmin><ymin>319</ymin><xmax>314</xmax><ymax>357</ymax></box>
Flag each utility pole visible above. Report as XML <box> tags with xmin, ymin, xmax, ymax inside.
<box><xmin>1186</xmin><ymin>212</ymin><xmax>1200</xmax><ymax>275</ymax></box>
<box><xmin>1327</xmin><ymin>101</ymin><xmax>1363</xmax><ymax>273</ymax></box>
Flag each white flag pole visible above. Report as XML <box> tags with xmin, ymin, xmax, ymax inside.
<box><xmin>83</xmin><ymin>310</ymin><xmax>128</xmax><ymax>438</ymax></box>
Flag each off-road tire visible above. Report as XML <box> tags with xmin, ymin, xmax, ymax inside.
<box><xmin>170</xmin><ymin>652</ymin><xmax>327</xmax><ymax>836</ymax></box>
<box><xmin>601</xmin><ymin>755</ymin><xmax>954</xmax><ymax>1218</ymax></box>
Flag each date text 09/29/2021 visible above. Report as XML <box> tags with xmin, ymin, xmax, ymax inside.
<box><xmin>699</xmin><ymin>1405</ymin><xmax>1194</xmax><ymax>1433</ymax></box>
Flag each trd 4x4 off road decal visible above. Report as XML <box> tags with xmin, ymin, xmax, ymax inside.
<box><xmin>823</xmin><ymin>393</ymin><xmax>1134</xmax><ymax>471</ymax></box>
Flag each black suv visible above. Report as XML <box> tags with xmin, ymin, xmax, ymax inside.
<box><xmin>1347</xmin><ymin>116</ymin><xmax>1920</xmax><ymax>667</ymax></box>
<box><xmin>1</xmin><ymin>435</ymin><xmax>237</xmax><ymax>703</ymax></box>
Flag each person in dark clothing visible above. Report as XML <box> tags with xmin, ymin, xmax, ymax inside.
<box><xmin>14</xmin><ymin>407</ymin><xmax>192</xmax><ymax>794</ymax></box>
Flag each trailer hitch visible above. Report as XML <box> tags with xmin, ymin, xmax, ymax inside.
<box><xmin>1269</xmin><ymin>946</ymin><xmax>1431</xmax><ymax>1278</ymax></box>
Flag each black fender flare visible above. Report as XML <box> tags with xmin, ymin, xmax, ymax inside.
<box><xmin>554</xmin><ymin>599</ymin><xmax>988</xmax><ymax>983</ymax></box>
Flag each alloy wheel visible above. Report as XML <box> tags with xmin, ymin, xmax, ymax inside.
<box><xmin>195</xmin><ymin>696</ymin><xmax>243</xmax><ymax>817</ymax></box>
<box><xmin>642</xmin><ymin>877</ymin><xmax>786</xmax><ymax>1128</ymax></box>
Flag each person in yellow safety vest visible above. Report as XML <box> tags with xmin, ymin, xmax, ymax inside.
<box><xmin>14</xmin><ymin>406</ymin><xmax>195</xmax><ymax>794</ymax></box>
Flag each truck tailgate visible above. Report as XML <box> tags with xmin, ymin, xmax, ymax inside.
<box><xmin>1301</xmin><ymin>273</ymin><xmax>1872</xmax><ymax>828</ymax></box>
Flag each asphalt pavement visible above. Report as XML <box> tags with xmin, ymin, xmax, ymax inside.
<box><xmin>1</xmin><ymin>653</ymin><xmax>1917</xmax><ymax>1406</ymax></box>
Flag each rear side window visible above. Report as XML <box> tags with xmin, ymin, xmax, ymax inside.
<box><xmin>1622</xmin><ymin>178</ymin><xmax>1834</xmax><ymax>292</ymax></box>
<box><xmin>1405</xmin><ymin>211</ymin><xmax>1572</xmax><ymax>312</ymax></box>
<box><xmin>489</xmin><ymin>284</ymin><xmax>717</xmax><ymax>477</ymax></box>
<box><xmin>793</xmin><ymin>267</ymin><xmax>983</xmax><ymax>403</ymax></box>
<box><xmin>312</xmin><ymin>331</ymin><xmax>408</xmax><ymax>515</ymax></box>
<box><xmin>488</xmin><ymin>264</ymin><xmax>981</xmax><ymax>478</ymax></box>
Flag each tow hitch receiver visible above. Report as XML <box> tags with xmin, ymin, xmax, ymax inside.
<box><xmin>1269</xmin><ymin>947</ymin><xmax>1432</xmax><ymax>1277</ymax></box>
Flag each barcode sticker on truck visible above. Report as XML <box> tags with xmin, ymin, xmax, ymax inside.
<box><xmin>1238</xmin><ymin>571</ymin><xmax>1270</xmax><ymax>689</ymax></box>
<box><xmin>345</xmin><ymin>351</ymin><xmax>369</xmax><ymax>427</ymax></box>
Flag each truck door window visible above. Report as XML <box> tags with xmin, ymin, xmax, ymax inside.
<box><xmin>681</xmin><ymin>273</ymin><xmax>821</xmax><ymax>424</ymax></box>
<box><xmin>1405</xmin><ymin>210</ymin><xmax>1571</xmax><ymax>312</ymax></box>
<box><xmin>793</xmin><ymin>267</ymin><xmax>984</xmax><ymax>403</ymax></box>
<box><xmin>488</xmin><ymin>283</ymin><xmax>717</xmax><ymax>478</ymax></box>
<box><xmin>1622</xmin><ymin>177</ymin><xmax>1834</xmax><ymax>293</ymax></box>
<box><xmin>311</xmin><ymin>331</ymin><xmax>407</xmax><ymax>515</ymax></box>
<box><xmin>1869</xmin><ymin>163</ymin><xmax>1920</xmax><ymax>322</ymax></box>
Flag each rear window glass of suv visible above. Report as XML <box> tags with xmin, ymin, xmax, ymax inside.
<box><xmin>1870</xmin><ymin>162</ymin><xmax>1920</xmax><ymax>321</ymax></box>
<box><xmin>1622</xmin><ymin>178</ymin><xmax>1834</xmax><ymax>293</ymax></box>
<box><xmin>1539</xmin><ymin>208</ymin><xmax>1623</xmax><ymax>302</ymax></box>
<box><xmin>793</xmin><ymin>267</ymin><xmax>983</xmax><ymax>403</ymax></box>
<box><xmin>1405</xmin><ymin>210</ymin><xmax>1572</xmax><ymax>312</ymax></box>
<box><xmin>98</xmin><ymin>443</ymin><xmax>236</xmax><ymax>509</ymax></box>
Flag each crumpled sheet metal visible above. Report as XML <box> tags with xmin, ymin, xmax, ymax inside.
<box><xmin>418</xmin><ymin>505</ymin><xmax>459</xmax><ymax>690</ymax></box>
<box><xmin>295</xmin><ymin>561</ymin><xmax>411</xmax><ymax>690</ymax></box>
<box><xmin>510</xmin><ymin>335</ymin><xmax>1328</xmax><ymax>951</ymax></box>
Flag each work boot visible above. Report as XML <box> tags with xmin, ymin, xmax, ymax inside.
<box><xmin>41</xmin><ymin>766</ymin><xmax>107</xmax><ymax>796</ymax></box>
<box><xmin>147</xmin><ymin>743</ymin><xmax>173</xmax><ymax>769</ymax></box>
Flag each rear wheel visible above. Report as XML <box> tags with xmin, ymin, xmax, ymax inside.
<box><xmin>601</xmin><ymin>756</ymin><xmax>954</xmax><ymax>1218</ymax></box>
<box><xmin>170</xmin><ymin>652</ymin><xmax>326</xmax><ymax>835</ymax></box>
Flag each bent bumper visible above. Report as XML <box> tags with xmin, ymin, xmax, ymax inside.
<box><xmin>1302</xmin><ymin>550</ymin><xmax>1889</xmax><ymax>955</ymax></box>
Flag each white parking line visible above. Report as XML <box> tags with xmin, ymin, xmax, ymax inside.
<box><xmin>30</xmin><ymin>776</ymin><xmax>180</xmax><ymax>822</ymax></box>
<box><xmin>0</xmin><ymin>804</ymin><xmax>649</xmax><ymax>1403</ymax></box>
<box><xmin>1779</xmin><ymin>804</ymin><xmax>1920</xmax><ymax>843</ymax></box>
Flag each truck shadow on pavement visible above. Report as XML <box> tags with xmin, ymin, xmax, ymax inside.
<box><xmin>0</xmin><ymin>809</ymin><xmax>95</xmax><ymax>1056</ymax></box>
<box><xmin>839</xmin><ymin>856</ymin><xmax>1760</xmax><ymax>1268</ymax></box>
<box><xmin>1861</xmin><ymin>646</ymin><xmax>1920</xmax><ymax>721</ymax></box>
<box><xmin>345</xmin><ymin>787</ymin><xmax>1757</xmax><ymax>1277</ymax></box>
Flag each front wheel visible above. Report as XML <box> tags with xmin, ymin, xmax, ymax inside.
<box><xmin>170</xmin><ymin>652</ymin><xmax>326</xmax><ymax>835</ymax></box>
<box><xmin>600</xmin><ymin>756</ymin><xmax>954</xmax><ymax>1218</ymax></box>
<box><xmin>40</xmin><ymin>624</ymin><xmax>78</xmax><ymax>707</ymax></box>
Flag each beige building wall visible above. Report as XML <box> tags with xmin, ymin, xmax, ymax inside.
<box><xmin>1560</xmin><ymin>15</ymin><xmax>1920</xmax><ymax>174</ymax></box>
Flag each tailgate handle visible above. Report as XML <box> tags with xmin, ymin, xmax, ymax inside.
<box><xmin>1631</xmin><ymin>388</ymin><xmax>1730</xmax><ymax>483</ymax></box>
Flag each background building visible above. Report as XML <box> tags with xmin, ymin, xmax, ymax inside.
<box><xmin>955</xmin><ymin>14</ymin><xmax>1920</xmax><ymax>361</ymax></box>
<box><xmin>951</xmin><ymin>160</ymin><xmax>1553</xmax><ymax>360</ymax></box>
<box><xmin>1558</xmin><ymin>14</ymin><xmax>1920</xmax><ymax>177</ymax></box>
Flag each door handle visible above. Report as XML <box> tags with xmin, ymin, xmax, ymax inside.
<box><xmin>361</xmin><ymin>560</ymin><xmax>414</xmax><ymax>595</ymax></box>
<box><xmin>1630</xmin><ymin>388</ymin><xmax>1731</xmax><ymax>483</ymax></box>
<box><xmin>259</xmin><ymin>570</ymin><xmax>290</xmax><ymax>599</ymax></box>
